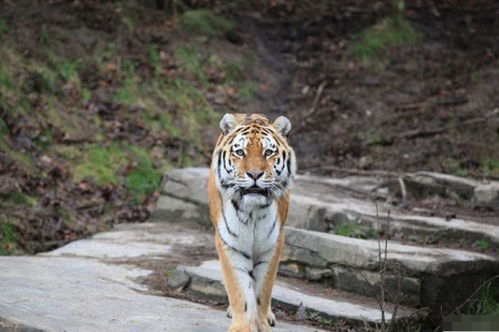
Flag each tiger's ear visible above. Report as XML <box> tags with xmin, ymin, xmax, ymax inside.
<box><xmin>273</xmin><ymin>116</ymin><xmax>291</xmax><ymax>136</ymax></box>
<box><xmin>220</xmin><ymin>113</ymin><xmax>237</xmax><ymax>135</ymax></box>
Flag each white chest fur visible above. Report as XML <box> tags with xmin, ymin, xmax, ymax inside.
<box><xmin>217</xmin><ymin>196</ymin><xmax>280</xmax><ymax>263</ymax></box>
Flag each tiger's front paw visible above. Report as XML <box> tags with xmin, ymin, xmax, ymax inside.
<box><xmin>227</xmin><ymin>319</ymin><xmax>260</xmax><ymax>332</ymax></box>
<box><xmin>267</xmin><ymin>310</ymin><xmax>276</xmax><ymax>327</ymax></box>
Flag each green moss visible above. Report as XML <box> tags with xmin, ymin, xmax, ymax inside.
<box><xmin>473</xmin><ymin>239</ymin><xmax>491</xmax><ymax>251</ymax></box>
<box><xmin>0</xmin><ymin>117</ymin><xmax>8</xmax><ymax>137</ymax></box>
<box><xmin>115</xmin><ymin>59</ymin><xmax>139</xmax><ymax>105</ymax></box>
<box><xmin>0</xmin><ymin>64</ymin><xmax>13</xmax><ymax>90</ymax></box>
<box><xmin>482</xmin><ymin>158</ymin><xmax>499</xmax><ymax>176</ymax></box>
<box><xmin>81</xmin><ymin>87</ymin><xmax>92</xmax><ymax>102</ymax></box>
<box><xmin>0</xmin><ymin>222</ymin><xmax>20</xmax><ymax>255</ymax></box>
<box><xmin>146</xmin><ymin>45</ymin><xmax>162</xmax><ymax>76</ymax></box>
<box><xmin>175</xmin><ymin>45</ymin><xmax>206</xmax><ymax>82</ymax></box>
<box><xmin>125</xmin><ymin>146</ymin><xmax>162</xmax><ymax>203</ymax></box>
<box><xmin>353</xmin><ymin>16</ymin><xmax>422</xmax><ymax>60</ymax></box>
<box><xmin>334</xmin><ymin>223</ymin><xmax>364</xmax><ymax>238</ymax></box>
<box><xmin>4</xmin><ymin>192</ymin><xmax>37</xmax><ymax>206</ymax></box>
<box><xmin>179</xmin><ymin>9</ymin><xmax>234</xmax><ymax>39</ymax></box>
<box><xmin>56</xmin><ymin>59</ymin><xmax>82</xmax><ymax>83</ymax></box>
<box><xmin>238</xmin><ymin>82</ymin><xmax>255</xmax><ymax>101</ymax></box>
<box><xmin>225</xmin><ymin>60</ymin><xmax>245</xmax><ymax>82</ymax></box>
<box><xmin>0</xmin><ymin>139</ymin><xmax>35</xmax><ymax>172</ymax></box>
<box><xmin>36</xmin><ymin>67</ymin><xmax>60</xmax><ymax>93</ymax></box>
<box><xmin>0</xmin><ymin>19</ymin><xmax>10</xmax><ymax>39</ymax></box>
<box><xmin>470</xmin><ymin>281</ymin><xmax>499</xmax><ymax>315</ymax></box>
<box><xmin>453</xmin><ymin>168</ymin><xmax>468</xmax><ymax>177</ymax></box>
<box><xmin>74</xmin><ymin>144</ymin><xmax>128</xmax><ymax>185</ymax></box>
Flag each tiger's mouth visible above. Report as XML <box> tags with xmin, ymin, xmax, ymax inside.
<box><xmin>241</xmin><ymin>185</ymin><xmax>269</xmax><ymax>196</ymax></box>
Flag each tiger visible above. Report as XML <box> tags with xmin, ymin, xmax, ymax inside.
<box><xmin>208</xmin><ymin>113</ymin><xmax>296</xmax><ymax>332</ymax></box>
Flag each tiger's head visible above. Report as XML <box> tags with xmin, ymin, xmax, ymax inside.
<box><xmin>212</xmin><ymin>113</ymin><xmax>296</xmax><ymax>205</ymax></box>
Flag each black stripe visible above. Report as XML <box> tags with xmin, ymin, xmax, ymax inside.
<box><xmin>282</xmin><ymin>150</ymin><xmax>287</xmax><ymax>161</ymax></box>
<box><xmin>218</xmin><ymin>190</ymin><xmax>238</xmax><ymax>238</ymax></box>
<box><xmin>222</xmin><ymin>150</ymin><xmax>227</xmax><ymax>170</ymax></box>
<box><xmin>253</xmin><ymin>260</ymin><xmax>267</xmax><ymax>268</ymax></box>
<box><xmin>220</xmin><ymin>236</ymin><xmax>251</xmax><ymax>260</ymax></box>
<box><xmin>248</xmin><ymin>270</ymin><xmax>255</xmax><ymax>280</ymax></box>
<box><xmin>224</xmin><ymin>212</ymin><xmax>238</xmax><ymax>238</ymax></box>
<box><xmin>267</xmin><ymin>217</ymin><xmax>277</xmax><ymax>238</ymax></box>
<box><xmin>231</xmin><ymin>199</ymin><xmax>239</xmax><ymax>211</ymax></box>
<box><xmin>286</xmin><ymin>158</ymin><xmax>291</xmax><ymax>175</ymax></box>
<box><xmin>217</xmin><ymin>151</ymin><xmax>222</xmax><ymax>180</ymax></box>
<box><xmin>259</xmin><ymin>202</ymin><xmax>271</xmax><ymax>209</ymax></box>
<box><xmin>256</xmin><ymin>213</ymin><xmax>267</xmax><ymax>221</ymax></box>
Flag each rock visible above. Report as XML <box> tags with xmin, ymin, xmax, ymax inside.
<box><xmin>332</xmin><ymin>266</ymin><xmax>420</xmax><ymax>306</ymax></box>
<box><xmin>283</xmin><ymin>227</ymin><xmax>499</xmax><ymax>313</ymax></box>
<box><xmin>304</xmin><ymin>267</ymin><xmax>333</xmax><ymax>281</ymax></box>
<box><xmin>402</xmin><ymin>171</ymin><xmax>499</xmax><ymax>210</ymax></box>
<box><xmin>473</xmin><ymin>183</ymin><xmax>499</xmax><ymax>208</ymax></box>
<box><xmin>178</xmin><ymin>260</ymin><xmax>420</xmax><ymax>326</ymax></box>
<box><xmin>155</xmin><ymin>168</ymin><xmax>499</xmax><ymax>246</ymax></box>
<box><xmin>284</xmin><ymin>227</ymin><xmax>498</xmax><ymax>276</ymax></box>
<box><xmin>167</xmin><ymin>269</ymin><xmax>190</xmax><ymax>290</ymax></box>
<box><xmin>161</xmin><ymin>167</ymin><xmax>209</xmax><ymax>205</ymax></box>
<box><xmin>151</xmin><ymin>195</ymin><xmax>209</xmax><ymax>225</ymax></box>
<box><xmin>278</xmin><ymin>262</ymin><xmax>303</xmax><ymax>278</ymax></box>
<box><xmin>0</xmin><ymin>223</ymin><xmax>322</xmax><ymax>332</ymax></box>
<box><xmin>402</xmin><ymin>171</ymin><xmax>477</xmax><ymax>199</ymax></box>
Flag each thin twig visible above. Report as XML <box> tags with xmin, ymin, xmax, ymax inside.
<box><xmin>397</xmin><ymin>177</ymin><xmax>408</xmax><ymax>209</ymax></box>
<box><xmin>305</xmin><ymin>81</ymin><xmax>328</xmax><ymax>119</ymax></box>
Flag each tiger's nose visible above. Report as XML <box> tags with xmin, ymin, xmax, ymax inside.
<box><xmin>246</xmin><ymin>171</ymin><xmax>263</xmax><ymax>180</ymax></box>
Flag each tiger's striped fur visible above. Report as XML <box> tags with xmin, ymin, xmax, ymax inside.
<box><xmin>208</xmin><ymin>113</ymin><xmax>296</xmax><ymax>332</ymax></box>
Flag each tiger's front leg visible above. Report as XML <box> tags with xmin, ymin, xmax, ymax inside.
<box><xmin>215</xmin><ymin>233</ymin><xmax>261</xmax><ymax>332</ymax></box>
<box><xmin>252</xmin><ymin>225</ymin><xmax>285</xmax><ymax>330</ymax></box>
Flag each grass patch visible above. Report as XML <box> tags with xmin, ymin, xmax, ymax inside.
<box><xmin>72</xmin><ymin>144</ymin><xmax>164</xmax><ymax>203</ymax></box>
<box><xmin>175</xmin><ymin>45</ymin><xmax>206</xmax><ymax>82</ymax></box>
<box><xmin>125</xmin><ymin>146</ymin><xmax>162</xmax><ymax>203</ymax></box>
<box><xmin>146</xmin><ymin>44</ymin><xmax>162</xmax><ymax>76</ymax></box>
<box><xmin>225</xmin><ymin>60</ymin><xmax>245</xmax><ymax>82</ymax></box>
<box><xmin>0</xmin><ymin>19</ymin><xmax>10</xmax><ymax>39</ymax></box>
<box><xmin>34</xmin><ymin>66</ymin><xmax>60</xmax><ymax>93</ymax></box>
<box><xmin>179</xmin><ymin>9</ymin><xmax>234</xmax><ymax>39</ymax></box>
<box><xmin>56</xmin><ymin>59</ymin><xmax>82</xmax><ymax>83</ymax></box>
<box><xmin>115</xmin><ymin>59</ymin><xmax>139</xmax><ymax>105</ymax></box>
<box><xmin>74</xmin><ymin>144</ymin><xmax>128</xmax><ymax>185</ymax></box>
<box><xmin>0</xmin><ymin>139</ymin><xmax>35</xmax><ymax>172</ymax></box>
<box><xmin>238</xmin><ymin>82</ymin><xmax>256</xmax><ymax>101</ymax></box>
<box><xmin>0</xmin><ymin>222</ymin><xmax>20</xmax><ymax>255</ymax></box>
<box><xmin>334</xmin><ymin>223</ymin><xmax>366</xmax><ymax>238</ymax></box>
<box><xmin>3</xmin><ymin>192</ymin><xmax>37</xmax><ymax>206</ymax></box>
<box><xmin>469</xmin><ymin>281</ymin><xmax>499</xmax><ymax>315</ymax></box>
<box><xmin>482</xmin><ymin>158</ymin><xmax>499</xmax><ymax>176</ymax></box>
<box><xmin>473</xmin><ymin>239</ymin><xmax>491</xmax><ymax>251</ymax></box>
<box><xmin>353</xmin><ymin>16</ymin><xmax>422</xmax><ymax>60</ymax></box>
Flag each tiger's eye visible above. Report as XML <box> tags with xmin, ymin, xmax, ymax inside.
<box><xmin>235</xmin><ymin>149</ymin><xmax>244</xmax><ymax>156</ymax></box>
<box><xmin>264</xmin><ymin>150</ymin><xmax>273</xmax><ymax>157</ymax></box>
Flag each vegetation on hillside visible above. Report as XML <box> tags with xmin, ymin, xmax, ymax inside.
<box><xmin>0</xmin><ymin>1</ymin><xmax>255</xmax><ymax>254</ymax></box>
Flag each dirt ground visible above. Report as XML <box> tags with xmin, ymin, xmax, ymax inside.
<box><xmin>229</xmin><ymin>0</ymin><xmax>499</xmax><ymax>176</ymax></box>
